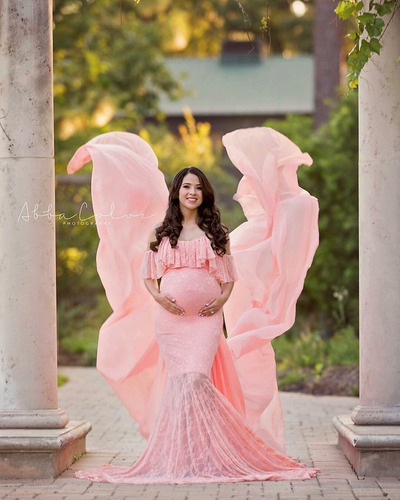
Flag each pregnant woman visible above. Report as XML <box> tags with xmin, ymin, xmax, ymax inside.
<box><xmin>67</xmin><ymin>128</ymin><xmax>320</xmax><ymax>483</ymax></box>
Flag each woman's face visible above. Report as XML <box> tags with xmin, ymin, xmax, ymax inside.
<box><xmin>178</xmin><ymin>173</ymin><xmax>203</xmax><ymax>212</ymax></box>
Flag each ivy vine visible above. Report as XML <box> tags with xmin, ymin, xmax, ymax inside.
<box><xmin>335</xmin><ymin>0</ymin><xmax>400</xmax><ymax>88</ymax></box>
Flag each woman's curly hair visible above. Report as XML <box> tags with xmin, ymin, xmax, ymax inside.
<box><xmin>150</xmin><ymin>166</ymin><xmax>229</xmax><ymax>256</ymax></box>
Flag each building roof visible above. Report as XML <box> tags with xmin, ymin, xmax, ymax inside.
<box><xmin>159</xmin><ymin>55</ymin><xmax>314</xmax><ymax>117</ymax></box>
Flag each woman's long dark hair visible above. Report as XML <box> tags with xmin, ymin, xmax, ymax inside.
<box><xmin>150</xmin><ymin>167</ymin><xmax>229</xmax><ymax>256</ymax></box>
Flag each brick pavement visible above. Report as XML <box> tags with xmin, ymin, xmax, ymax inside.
<box><xmin>0</xmin><ymin>367</ymin><xmax>399</xmax><ymax>500</ymax></box>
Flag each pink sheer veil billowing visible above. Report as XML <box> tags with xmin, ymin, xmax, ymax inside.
<box><xmin>66</xmin><ymin>127</ymin><xmax>319</xmax><ymax>452</ymax></box>
<box><xmin>67</xmin><ymin>132</ymin><xmax>169</xmax><ymax>437</ymax></box>
<box><xmin>222</xmin><ymin>127</ymin><xmax>319</xmax><ymax>452</ymax></box>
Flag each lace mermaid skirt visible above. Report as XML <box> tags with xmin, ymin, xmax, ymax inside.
<box><xmin>74</xmin><ymin>268</ymin><xmax>319</xmax><ymax>483</ymax></box>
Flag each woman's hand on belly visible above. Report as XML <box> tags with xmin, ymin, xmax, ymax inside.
<box><xmin>198</xmin><ymin>281</ymin><xmax>235</xmax><ymax>317</ymax></box>
<box><xmin>155</xmin><ymin>292</ymin><xmax>185</xmax><ymax>316</ymax></box>
<box><xmin>198</xmin><ymin>295</ymin><xmax>226</xmax><ymax>317</ymax></box>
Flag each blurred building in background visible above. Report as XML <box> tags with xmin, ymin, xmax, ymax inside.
<box><xmin>151</xmin><ymin>41</ymin><xmax>314</xmax><ymax>137</ymax></box>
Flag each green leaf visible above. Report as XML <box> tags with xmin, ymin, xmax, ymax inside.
<box><xmin>360</xmin><ymin>38</ymin><xmax>372</xmax><ymax>57</ymax></box>
<box><xmin>335</xmin><ymin>0</ymin><xmax>363</xmax><ymax>19</ymax></box>
<box><xmin>366</xmin><ymin>17</ymin><xmax>385</xmax><ymax>37</ymax></box>
<box><xmin>359</xmin><ymin>51</ymin><xmax>370</xmax><ymax>66</ymax></box>
<box><xmin>357</xmin><ymin>12</ymin><xmax>376</xmax><ymax>23</ymax></box>
<box><xmin>374</xmin><ymin>0</ymin><xmax>396</xmax><ymax>15</ymax></box>
<box><xmin>348</xmin><ymin>51</ymin><xmax>360</xmax><ymax>64</ymax></box>
<box><xmin>347</xmin><ymin>29</ymin><xmax>361</xmax><ymax>39</ymax></box>
<box><xmin>369</xmin><ymin>37</ymin><xmax>382</xmax><ymax>54</ymax></box>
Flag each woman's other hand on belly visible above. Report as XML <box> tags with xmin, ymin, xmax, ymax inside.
<box><xmin>198</xmin><ymin>281</ymin><xmax>234</xmax><ymax>317</ymax></box>
<box><xmin>155</xmin><ymin>292</ymin><xmax>185</xmax><ymax>316</ymax></box>
<box><xmin>198</xmin><ymin>295</ymin><xmax>226</xmax><ymax>317</ymax></box>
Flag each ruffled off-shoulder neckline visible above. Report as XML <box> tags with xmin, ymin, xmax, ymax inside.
<box><xmin>141</xmin><ymin>234</ymin><xmax>238</xmax><ymax>283</ymax></box>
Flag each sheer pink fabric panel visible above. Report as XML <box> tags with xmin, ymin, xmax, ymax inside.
<box><xmin>67</xmin><ymin>132</ymin><xmax>169</xmax><ymax>433</ymax></box>
<box><xmin>222</xmin><ymin>127</ymin><xmax>319</xmax><ymax>453</ymax></box>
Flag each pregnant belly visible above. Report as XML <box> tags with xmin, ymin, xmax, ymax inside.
<box><xmin>159</xmin><ymin>267</ymin><xmax>221</xmax><ymax>316</ymax></box>
<box><xmin>156</xmin><ymin>267</ymin><xmax>223</xmax><ymax>377</ymax></box>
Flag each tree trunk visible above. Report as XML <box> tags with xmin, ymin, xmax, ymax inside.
<box><xmin>313</xmin><ymin>0</ymin><xmax>344</xmax><ymax>127</ymax></box>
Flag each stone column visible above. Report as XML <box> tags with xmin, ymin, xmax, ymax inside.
<box><xmin>0</xmin><ymin>0</ymin><xmax>90</xmax><ymax>478</ymax></box>
<box><xmin>333</xmin><ymin>8</ymin><xmax>400</xmax><ymax>476</ymax></box>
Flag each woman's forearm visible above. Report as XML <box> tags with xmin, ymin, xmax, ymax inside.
<box><xmin>220</xmin><ymin>282</ymin><xmax>234</xmax><ymax>303</ymax></box>
<box><xmin>143</xmin><ymin>279</ymin><xmax>160</xmax><ymax>300</ymax></box>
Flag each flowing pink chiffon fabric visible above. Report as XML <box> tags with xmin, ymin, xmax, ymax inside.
<box><xmin>66</xmin><ymin>127</ymin><xmax>319</xmax><ymax>483</ymax></box>
<box><xmin>222</xmin><ymin>129</ymin><xmax>319</xmax><ymax>451</ymax></box>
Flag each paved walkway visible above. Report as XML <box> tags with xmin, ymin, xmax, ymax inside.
<box><xmin>1</xmin><ymin>367</ymin><xmax>399</xmax><ymax>500</ymax></box>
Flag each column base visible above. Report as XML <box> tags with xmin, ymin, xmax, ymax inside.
<box><xmin>333</xmin><ymin>414</ymin><xmax>400</xmax><ymax>477</ymax></box>
<box><xmin>351</xmin><ymin>404</ymin><xmax>400</xmax><ymax>425</ymax></box>
<box><xmin>0</xmin><ymin>409</ymin><xmax>69</xmax><ymax>429</ymax></box>
<box><xmin>0</xmin><ymin>420</ymin><xmax>91</xmax><ymax>479</ymax></box>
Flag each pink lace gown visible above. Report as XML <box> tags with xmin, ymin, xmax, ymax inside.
<box><xmin>74</xmin><ymin>235</ymin><xmax>319</xmax><ymax>483</ymax></box>
<box><xmin>67</xmin><ymin>127</ymin><xmax>320</xmax><ymax>484</ymax></box>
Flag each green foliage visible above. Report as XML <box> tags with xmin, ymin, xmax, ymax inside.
<box><xmin>273</xmin><ymin>325</ymin><xmax>359</xmax><ymax>393</ymax></box>
<box><xmin>328</xmin><ymin>325</ymin><xmax>359</xmax><ymax>365</ymax></box>
<box><xmin>273</xmin><ymin>329</ymin><xmax>327</xmax><ymax>370</ymax></box>
<box><xmin>140</xmin><ymin>110</ymin><xmax>220</xmax><ymax>182</ymax></box>
<box><xmin>265</xmin><ymin>92</ymin><xmax>359</xmax><ymax>332</ymax></box>
<box><xmin>55</xmin><ymin>181</ymin><xmax>101</xmax><ymax>299</ymax></box>
<box><xmin>53</xmin><ymin>0</ymin><xmax>182</xmax><ymax>172</ymax></box>
<box><xmin>278</xmin><ymin>369</ymin><xmax>308</xmax><ymax>389</ymax></box>
<box><xmin>335</xmin><ymin>0</ymin><xmax>399</xmax><ymax>87</ymax></box>
<box><xmin>61</xmin><ymin>335</ymin><xmax>98</xmax><ymax>366</ymax></box>
<box><xmin>58</xmin><ymin>294</ymin><xmax>112</xmax><ymax>366</ymax></box>
<box><xmin>133</xmin><ymin>0</ymin><xmax>312</xmax><ymax>56</ymax></box>
<box><xmin>273</xmin><ymin>325</ymin><xmax>359</xmax><ymax>371</ymax></box>
<box><xmin>57</xmin><ymin>373</ymin><xmax>69</xmax><ymax>387</ymax></box>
